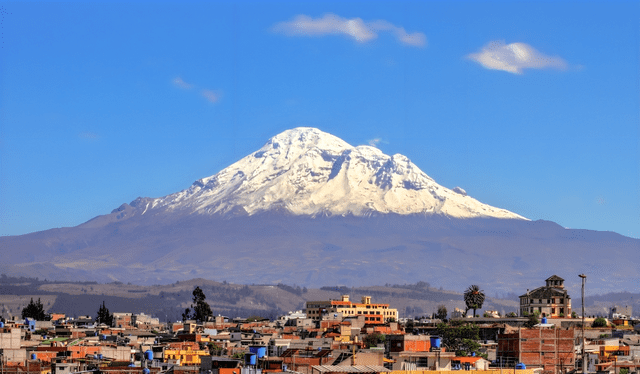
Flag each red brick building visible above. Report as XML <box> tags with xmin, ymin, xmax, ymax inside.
<box><xmin>497</xmin><ymin>327</ymin><xmax>575</xmax><ymax>374</ymax></box>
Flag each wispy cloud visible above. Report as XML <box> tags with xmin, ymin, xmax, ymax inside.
<box><xmin>368</xmin><ymin>138</ymin><xmax>382</xmax><ymax>147</ymax></box>
<box><xmin>173</xmin><ymin>77</ymin><xmax>222</xmax><ymax>104</ymax></box>
<box><xmin>467</xmin><ymin>41</ymin><xmax>567</xmax><ymax>74</ymax></box>
<box><xmin>201</xmin><ymin>89</ymin><xmax>221</xmax><ymax>103</ymax></box>
<box><xmin>79</xmin><ymin>132</ymin><xmax>99</xmax><ymax>140</ymax></box>
<box><xmin>172</xmin><ymin>77</ymin><xmax>193</xmax><ymax>89</ymax></box>
<box><xmin>272</xmin><ymin>14</ymin><xmax>426</xmax><ymax>47</ymax></box>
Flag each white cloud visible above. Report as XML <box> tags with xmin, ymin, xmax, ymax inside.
<box><xmin>272</xmin><ymin>13</ymin><xmax>426</xmax><ymax>47</ymax></box>
<box><xmin>467</xmin><ymin>41</ymin><xmax>567</xmax><ymax>74</ymax></box>
<box><xmin>368</xmin><ymin>138</ymin><xmax>382</xmax><ymax>147</ymax></box>
<box><xmin>173</xmin><ymin>77</ymin><xmax>193</xmax><ymax>89</ymax></box>
<box><xmin>201</xmin><ymin>89</ymin><xmax>221</xmax><ymax>103</ymax></box>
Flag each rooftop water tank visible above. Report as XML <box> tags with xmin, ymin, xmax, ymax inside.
<box><xmin>430</xmin><ymin>336</ymin><xmax>441</xmax><ymax>348</ymax></box>
<box><xmin>145</xmin><ymin>350</ymin><xmax>153</xmax><ymax>361</ymax></box>
<box><xmin>249</xmin><ymin>346</ymin><xmax>266</xmax><ymax>358</ymax></box>
<box><xmin>245</xmin><ymin>353</ymin><xmax>256</xmax><ymax>366</ymax></box>
<box><xmin>143</xmin><ymin>368</ymin><xmax>150</xmax><ymax>374</ymax></box>
<box><xmin>31</xmin><ymin>353</ymin><xmax>37</xmax><ymax>360</ymax></box>
<box><xmin>541</xmin><ymin>317</ymin><xmax>548</xmax><ymax>324</ymax></box>
<box><xmin>516</xmin><ymin>363</ymin><xmax>526</xmax><ymax>370</ymax></box>
<box><xmin>0</xmin><ymin>322</ymin><xmax>4</xmax><ymax>328</ymax></box>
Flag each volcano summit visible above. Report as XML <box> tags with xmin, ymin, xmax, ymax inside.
<box><xmin>1</xmin><ymin>128</ymin><xmax>637</xmax><ymax>294</ymax></box>
<box><xmin>116</xmin><ymin>127</ymin><xmax>525</xmax><ymax>220</ymax></box>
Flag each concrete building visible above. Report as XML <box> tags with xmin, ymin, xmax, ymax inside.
<box><xmin>305</xmin><ymin>295</ymin><xmax>398</xmax><ymax>324</ymax></box>
<box><xmin>519</xmin><ymin>275</ymin><xmax>572</xmax><ymax>318</ymax></box>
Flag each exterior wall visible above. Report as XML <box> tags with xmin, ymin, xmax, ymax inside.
<box><xmin>498</xmin><ymin>328</ymin><xmax>574</xmax><ymax>374</ymax></box>
<box><xmin>0</xmin><ymin>328</ymin><xmax>21</xmax><ymax>349</ymax></box>
<box><xmin>164</xmin><ymin>347</ymin><xmax>209</xmax><ymax>365</ymax></box>
<box><xmin>1</xmin><ymin>348</ymin><xmax>27</xmax><ymax>363</ymax></box>
<box><xmin>101</xmin><ymin>346</ymin><xmax>132</xmax><ymax>361</ymax></box>
<box><xmin>388</xmin><ymin>335</ymin><xmax>431</xmax><ymax>353</ymax></box>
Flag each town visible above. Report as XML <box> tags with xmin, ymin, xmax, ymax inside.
<box><xmin>1</xmin><ymin>276</ymin><xmax>638</xmax><ymax>374</ymax></box>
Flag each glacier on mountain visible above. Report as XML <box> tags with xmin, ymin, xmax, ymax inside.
<box><xmin>131</xmin><ymin>127</ymin><xmax>526</xmax><ymax>220</ymax></box>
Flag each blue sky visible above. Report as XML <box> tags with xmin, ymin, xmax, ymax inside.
<box><xmin>0</xmin><ymin>1</ymin><xmax>638</xmax><ymax>238</ymax></box>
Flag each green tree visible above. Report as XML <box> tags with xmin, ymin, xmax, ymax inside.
<box><xmin>181</xmin><ymin>308</ymin><xmax>191</xmax><ymax>322</ymax></box>
<box><xmin>463</xmin><ymin>285</ymin><xmax>485</xmax><ymax>317</ymax></box>
<box><xmin>21</xmin><ymin>298</ymin><xmax>46</xmax><ymax>320</ymax></box>
<box><xmin>592</xmin><ymin>317</ymin><xmax>607</xmax><ymax>327</ymax></box>
<box><xmin>524</xmin><ymin>313</ymin><xmax>539</xmax><ymax>328</ymax></box>
<box><xmin>435</xmin><ymin>305</ymin><xmax>448</xmax><ymax>321</ymax></box>
<box><xmin>96</xmin><ymin>301</ymin><xmax>114</xmax><ymax>326</ymax></box>
<box><xmin>363</xmin><ymin>332</ymin><xmax>386</xmax><ymax>348</ymax></box>
<box><xmin>189</xmin><ymin>286</ymin><xmax>213</xmax><ymax>323</ymax></box>
<box><xmin>436</xmin><ymin>321</ymin><xmax>483</xmax><ymax>357</ymax></box>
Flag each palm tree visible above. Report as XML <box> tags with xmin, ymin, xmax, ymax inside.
<box><xmin>463</xmin><ymin>285</ymin><xmax>485</xmax><ymax>317</ymax></box>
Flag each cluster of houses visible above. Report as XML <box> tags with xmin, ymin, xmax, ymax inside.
<box><xmin>0</xmin><ymin>276</ymin><xmax>639</xmax><ymax>374</ymax></box>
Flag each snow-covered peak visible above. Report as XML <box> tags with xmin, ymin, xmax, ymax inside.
<box><xmin>131</xmin><ymin>128</ymin><xmax>527</xmax><ymax>220</ymax></box>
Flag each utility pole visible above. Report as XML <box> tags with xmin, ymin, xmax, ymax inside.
<box><xmin>579</xmin><ymin>274</ymin><xmax>587</xmax><ymax>374</ymax></box>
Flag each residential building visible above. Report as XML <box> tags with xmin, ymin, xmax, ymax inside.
<box><xmin>305</xmin><ymin>295</ymin><xmax>398</xmax><ymax>324</ymax></box>
<box><xmin>519</xmin><ymin>275</ymin><xmax>572</xmax><ymax>318</ymax></box>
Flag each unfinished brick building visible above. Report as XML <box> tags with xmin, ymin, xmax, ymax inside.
<box><xmin>497</xmin><ymin>327</ymin><xmax>575</xmax><ymax>374</ymax></box>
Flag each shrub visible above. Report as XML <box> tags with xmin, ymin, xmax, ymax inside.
<box><xmin>592</xmin><ymin>317</ymin><xmax>607</xmax><ymax>328</ymax></box>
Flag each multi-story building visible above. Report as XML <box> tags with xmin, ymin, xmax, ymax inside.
<box><xmin>305</xmin><ymin>295</ymin><xmax>398</xmax><ymax>324</ymax></box>
<box><xmin>497</xmin><ymin>327</ymin><xmax>575</xmax><ymax>374</ymax></box>
<box><xmin>519</xmin><ymin>275</ymin><xmax>572</xmax><ymax>318</ymax></box>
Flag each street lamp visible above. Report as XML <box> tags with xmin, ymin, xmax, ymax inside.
<box><xmin>579</xmin><ymin>274</ymin><xmax>587</xmax><ymax>374</ymax></box>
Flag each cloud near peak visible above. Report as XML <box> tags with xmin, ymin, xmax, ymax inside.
<box><xmin>272</xmin><ymin>13</ymin><xmax>426</xmax><ymax>47</ymax></box>
<box><xmin>467</xmin><ymin>41</ymin><xmax>567</xmax><ymax>74</ymax></box>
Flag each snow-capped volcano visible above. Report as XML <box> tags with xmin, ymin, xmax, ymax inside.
<box><xmin>128</xmin><ymin>127</ymin><xmax>526</xmax><ymax>219</ymax></box>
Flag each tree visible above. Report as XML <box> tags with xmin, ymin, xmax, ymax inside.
<box><xmin>181</xmin><ymin>308</ymin><xmax>191</xmax><ymax>322</ymax></box>
<box><xmin>22</xmin><ymin>298</ymin><xmax>45</xmax><ymax>320</ymax></box>
<box><xmin>463</xmin><ymin>285</ymin><xmax>485</xmax><ymax>318</ymax></box>
<box><xmin>363</xmin><ymin>332</ymin><xmax>386</xmax><ymax>348</ymax></box>
<box><xmin>436</xmin><ymin>321</ymin><xmax>484</xmax><ymax>357</ymax></box>
<box><xmin>96</xmin><ymin>301</ymin><xmax>114</xmax><ymax>326</ymax></box>
<box><xmin>592</xmin><ymin>317</ymin><xmax>607</xmax><ymax>328</ymax></box>
<box><xmin>524</xmin><ymin>313</ymin><xmax>539</xmax><ymax>328</ymax></box>
<box><xmin>435</xmin><ymin>305</ymin><xmax>448</xmax><ymax>321</ymax></box>
<box><xmin>183</xmin><ymin>286</ymin><xmax>213</xmax><ymax>323</ymax></box>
